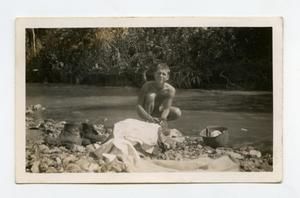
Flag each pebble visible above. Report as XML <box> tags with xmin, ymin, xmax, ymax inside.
<box><xmin>65</xmin><ymin>163</ymin><xmax>82</xmax><ymax>173</ymax></box>
<box><xmin>216</xmin><ymin>148</ymin><xmax>225</xmax><ymax>154</ymax></box>
<box><xmin>49</xmin><ymin>147</ymin><xmax>62</xmax><ymax>153</ymax></box>
<box><xmin>227</xmin><ymin>151</ymin><xmax>244</xmax><ymax>160</ymax></box>
<box><xmin>206</xmin><ymin>149</ymin><xmax>214</xmax><ymax>154</ymax></box>
<box><xmin>249</xmin><ymin>150</ymin><xmax>262</xmax><ymax>158</ymax></box>
<box><xmin>76</xmin><ymin>158</ymin><xmax>91</xmax><ymax>171</ymax></box>
<box><xmin>39</xmin><ymin>144</ymin><xmax>50</xmax><ymax>153</ymax></box>
<box><xmin>87</xmin><ymin>163</ymin><xmax>100</xmax><ymax>172</ymax></box>
<box><xmin>86</xmin><ymin>144</ymin><xmax>96</xmax><ymax>152</ymax></box>
<box><xmin>26</xmin><ymin>109</ymin><xmax>34</xmax><ymax>115</ymax></box>
<box><xmin>33</xmin><ymin>104</ymin><xmax>43</xmax><ymax>111</ymax></box>
<box><xmin>39</xmin><ymin>161</ymin><xmax>49</xmax><ymax>172</ymax></box>
<box><xmin>72</xmin><ymin>145</ymin><xmax>86</xmax><ymax>153</ymax></box>
<box><xmin>55</xmin><ymin>157</ymin><xmax>62</xmax><ymax>166</ymax></box>
<box><xmin>109</xmin><ymin>160</ymin><xmax>126</xmax><ymax>173</ymax></box>
<box><xmin>46</xmin><ymin>167</ymin><xmax>58</xmax><ymax>173</ymax></box>
<box><xmin>62</xmin><ymin>155</ymin><xmax>77</xmax><ymax>167</ymax></box>
<box><xmin>59</xmin><ymin>146</ymin><xmax>69</xmax><ymax>152</ymax></box>
<box><xmin>240</xmin><ymin>151</ymin><xmax>249</xmax><ymax>156</ymax></box>
<box><xmin>31</xmin><ymin>161</ymin><xmax>40</xmax><ymax>173</ymax></box>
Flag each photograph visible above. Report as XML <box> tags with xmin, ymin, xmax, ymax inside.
<box><xmin>15</xmin><ymin>17</ymin><xmax>283</xmax><ymax>183</ymax></box>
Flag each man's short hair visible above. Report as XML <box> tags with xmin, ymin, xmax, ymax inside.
<box><xmin>156</xmin><ymin>63</ymin><xmax>170</xmax><ymax>73</ymax></box>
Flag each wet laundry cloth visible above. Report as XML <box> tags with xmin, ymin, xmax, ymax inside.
<box><xmin>93</xmin><ymin>119</ymin><xmax>239</xmax><ymax>172</ymax></box>
<box><xmin>113</xmin><ymin>119</ymin><xmax>161</xmax><ymax>153</ymax></box>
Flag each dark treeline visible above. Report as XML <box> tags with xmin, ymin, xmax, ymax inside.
<box><xmin>26</xmin><ymin>27</ymin><xmax>272</xmax><ymax>90</ymax></box>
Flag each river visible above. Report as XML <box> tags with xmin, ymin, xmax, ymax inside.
<box><xmin>26</xmin><ymin>83</ymin><xmax>273</xmax><ymax>153</ymax></box>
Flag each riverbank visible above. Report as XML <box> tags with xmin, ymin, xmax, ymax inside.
<box><xmin>26</xmin><ymin>105</ymin><xmax>273</xmax><ymax>173</ymax></box>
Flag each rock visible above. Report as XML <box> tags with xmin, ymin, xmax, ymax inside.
<box><xmin>29</xmin><ymin>154</ymin><xmax>37</xmax><ymax>161</ymax></box>
<box><xmin>49</xmin><ymin>147</ymin><xmax>62</xmax><ymax>154</ymax></box>
<box><xmin>86</xmin><ymin>144</ymin><xmax>96</xmax><ymax>152</ymax></box>
<box><xmin>55</xmin><ymin>157</ymin><xmax>62</xmax><ymax>166</ymax></box>
<box><xmin>240</xmin><ymin>150</ymin><xmax>249</xmax><ymax>156</ymax></box>
<box><xmin>175</xmin><ymin>153</ymin><xmax>183</xmax><ymax>161</ymax></box>
<box><xmin>247</xmin><ymin>146</ymin><xmax>255</xmax><ymax>151</ymax></box>
<box><xmin>72</xmin><ymin>145</ymin><xmax>86</xmax><ymax>153</ymax></box>
<box><xmin>206</xmin><ymin>148</ymin><xmax>214</xmax><ymax>154</ymax></box>
<box><xmin>252</xmin><ymin>158</ymin><xmax>261</xmax><ymax>168</ymax></box>
<box><xmin>97</xmin><ymin>159</ymin><xmax>106</xmax><ymax>166</ymax></box>
<box><xmin>76</xmin><ymin>158</ymin><xmax>91</xmax><ymax>171</ymax></box>
<box><xmin>216</xmin><ymin>148</ymin><xmax>225</xmax><ymax>154</ymax></box>
<box><xmin>62</xmin><ymin>155</ymin><xmax>77</xmax><ymax>167</ymax></box>
<box><xmin>261</xmin><ymin>162</ymin><xmax>273</xmax><ymax>171</ymax></box>
<box><xmin>239</xmin><ymin>146</ymin><xmax>248</xmax><ymax>151</ymax></box>
<box><xmin>59</xmin><ymin>146</ymin><xmax>68</xmax><ymax>152</ymax></box>
<box><xmin>201</xmin><ymin>153</ymin><xmax>209</xmax><ymax>158</ymax></box>
<box><xmin>65</xmin><ymin>163</ymin><xmax>82</xmax><ymax>173</ymax></box>
<box><xmin>26</xmin><ymin>109</ymin><xmax>34</xmax><ymax>115</ymax></box>
<box><xmin>106</xmin><ymin>128</ymin><xmax>113</xmax><ymax>134</ymax></box>
<box><xmin>87</xmin><ymin>163</ymin><xmax>99</xmax><ymax>172</ymax></box>
<box><xmin>159</xmin><ymin>129</ymin><xmax>184</xmax><ymax>150</ymax></box>
<box><xmin>92</xmin><ymin>124</ymin><xmax>106</xmax><ymax>135</ymax></box>
<box><xmin>226</xmin><ymin>151</ymin><xmax>244</xmax><ymax>160</ymax></box>
<box><xmin>39</xmin><ymin>161</ymin><xmax>49</xmax><ymax>172</ymax></box>
<box><xmin>31</xmin><ymin>161</ymin><xmax>40</xmax><ymax>173</ymax></box>
<box><xmin>249</xmin><ymin>150</ymin><xmax>262</xmax><ymax>158</ymax></box>
<box><xmin>44</xmin><ymin>136</ymin><xmax>60</xmax><ymax>146</ymax></box>
<box><xmin>241</xmin><ymin>160</ymin><xmax>256</xmax><ymax>171</ymax></box>
<box><xmin>33</xmin><ymin>104</ymin><xmax>43</xmax><ymax>111</ymax></box>
<box><xmin>46</xmin><ymin>167</ymin><xmax>58</xmax><ymax>173</ymax></box>
<box><xmin>39</xmin><ymin>144</ymin><xmax>50</xmax><ymax>153</ymax></box>
<box><xmin>109</xmin><ymin>159</ymin><xmax>127</xmax><ymax>172</ymax></box>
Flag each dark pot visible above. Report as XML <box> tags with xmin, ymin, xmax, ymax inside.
<box><xmin>199</xmin><ymin>126</ymin><xmax>229</xmax><ymax>148</ymax></box>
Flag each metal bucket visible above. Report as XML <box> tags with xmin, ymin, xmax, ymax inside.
<box><xmin>199</xmin><ymin>126</ymin><xmax>229</xmax><ymax>148</ymax></box>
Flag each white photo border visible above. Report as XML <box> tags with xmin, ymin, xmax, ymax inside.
<box><xmin>15</xmin><ymin>17</ymin><xmax>283</xmax><ymax>183</ymax></box>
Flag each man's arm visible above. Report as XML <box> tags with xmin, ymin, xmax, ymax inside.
<box><xmin>136</xmin><ymin>83</ymin><xmax>157</xmax><ymax>122</ymax></box>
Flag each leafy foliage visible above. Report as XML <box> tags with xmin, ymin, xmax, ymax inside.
<box><xmin>26</xmin><ymin>27</ymin><xmax>272</xmax><ymax>90</ymax></box>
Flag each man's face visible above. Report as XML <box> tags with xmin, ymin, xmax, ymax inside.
<box><xmin>154</xmin><ymin>69</ymin><xmax>169</xmax><ymax>84</ymax></box>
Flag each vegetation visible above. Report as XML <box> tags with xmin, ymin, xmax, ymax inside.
<box><xmin>26</xmin><ymin>27</ymin><xmax>272</xmax><ymax>90</ymax></box>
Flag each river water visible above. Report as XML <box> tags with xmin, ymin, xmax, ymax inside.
<box><xmin>26</xmin><ymin>83</ymin><xmax>273</xmax><ymax>152</ymax></box>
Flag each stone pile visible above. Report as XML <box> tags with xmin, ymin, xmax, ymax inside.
<box><xmin>26</xmin><ymin>143</ymin><xmax>127</xmax><ymax>173</ymax></box>
<box><xmin>152</xmin><ymin>136</ymin><xmax>273</xmax><ymax>172</ymax></box>
<box><xmin>25</xmin><ymin>105</ymin><xmax>273</xmax><ymax>173</ymax></box>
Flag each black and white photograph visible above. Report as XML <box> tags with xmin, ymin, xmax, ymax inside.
<box><xmin>15</xmin><ymin>17</ymin><xmax>282</xmax><ymax>183</ymax></box>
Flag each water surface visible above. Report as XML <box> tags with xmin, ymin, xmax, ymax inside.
<box><xmin>26</xmin><ymin>83</ymin><xmax>273</xmax><ymax>152</ymax></box>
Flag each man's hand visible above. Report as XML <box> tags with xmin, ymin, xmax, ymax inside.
<box><xmin>159</xmin><ymin>119</ymin><xmax>168</xmax><ymax>128</ymax></box>
<box><xmin>151</xmin><ymin>117</ymin><xmax>161</xmax><ymax>123</ymax></box>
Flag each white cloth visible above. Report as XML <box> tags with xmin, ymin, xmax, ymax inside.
<box><xmin>113</xmin><ymin>118</ymin><xmax>161</xmax><ymax>153</ymax></box>
<box><xmin>93</xmin><ymin>119</ymin><xmax>239</xmax><ymax>172</ymax></box>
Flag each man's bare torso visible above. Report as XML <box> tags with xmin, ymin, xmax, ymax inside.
<box><xmin>140</xmin><ymin>81</ymin><xmax>175</xmax><ymax>113</ymax></box>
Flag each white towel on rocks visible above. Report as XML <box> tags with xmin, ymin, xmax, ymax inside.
<box><xmin>113</xmin><ymin>118</ymin><xmax>161</xmax><ymax>153</ymax></box>
<box><xmin>93</xmin><ymin>119</ymin><xmax>239</xmax><ymax>172</ymax></box>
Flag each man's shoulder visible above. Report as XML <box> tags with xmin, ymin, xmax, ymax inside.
<box><xmin>165</xmin><ymin>82</ymin><xmax>175</xmax><ymax>90</ymax></box>
<box><xmin>165</xmin><ymin>83</ymin><xmax>176</xmax><ymax>94</ymax></box>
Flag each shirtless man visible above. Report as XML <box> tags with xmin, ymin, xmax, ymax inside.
<box><xmin>136</xmin><ymin>63</ymin><xmax>182</xmax><ymax>124</ymax></box>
